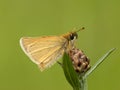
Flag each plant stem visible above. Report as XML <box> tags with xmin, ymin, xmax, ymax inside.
<box><xmin>84</xmin><ymin>48</ymin><xmax>116</xmax><ymax>78</ymax></box>
<box><xmin>62</xmin><ymin>48</ymin><xmax>116</xmax><ymax>90</ymax></box>
<box><xmin>80</xmin><ymin>77</ymin><xmax>88</xmax><ymax>90</ymax></box>
<box><xmin>81</xmin><ymin>48</ymin><xmax>116</xmax><ymax>90</ymax></box>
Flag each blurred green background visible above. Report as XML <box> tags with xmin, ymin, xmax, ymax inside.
<box><xmin>0</xmin><ymin>0</ymin><xmax>120</xmax><ymax>90</ymax></box>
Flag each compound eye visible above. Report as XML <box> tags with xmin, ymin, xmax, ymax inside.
<box><xmin>70</xmin><ymin>34</ymin><xmax>74</xmax><ymax>40</ymax></box>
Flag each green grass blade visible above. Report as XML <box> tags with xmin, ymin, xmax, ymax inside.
<box><xmin>84</xmin><ymin>48</ymin><xmax>116</xmax><ymax>78</ymax></box>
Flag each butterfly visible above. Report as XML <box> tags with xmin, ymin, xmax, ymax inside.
<box><xmin>20</xmin><ymin>27</ymin><xmax>84</xmax><ymax>71</ymax></box>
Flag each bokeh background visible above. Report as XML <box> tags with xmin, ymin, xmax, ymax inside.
<box><xmin>0</xmin><ymin>0</ymin><xmax>120</xmax><ymax>90</ymax></box>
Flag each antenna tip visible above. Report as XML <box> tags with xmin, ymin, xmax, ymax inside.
<box><xmin>81</xmin><ymin>27</ymin><xmax>85</xmax><ymax>30</ymax></box>
<box><xmin>77</xmin><ymin>27</ymin><xmax>85</xmax><ymax>32</ymax></box>
<box><xmin>73</xmin><ymin>26</ymin><xmax>85</xmax><ymax>32</ymax></box>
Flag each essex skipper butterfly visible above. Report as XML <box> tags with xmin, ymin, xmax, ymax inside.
<box><xmin>20</xmin><ymin>27</ymin><xmax>84</xmax><ymax>71</ymax></box>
